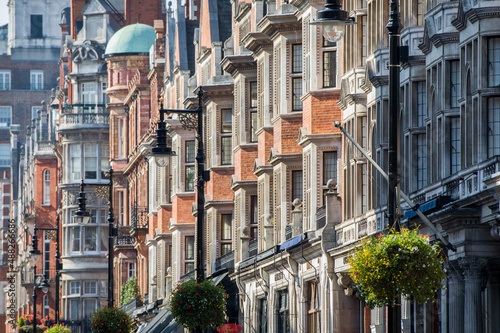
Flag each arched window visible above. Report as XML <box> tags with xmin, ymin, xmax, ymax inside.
<box><xmin>43</xmin><ymin>294</ymin><xmax>49</xmax><ymax>318</ymax></box>
<box><xmin>43</xmin><ymin>169</ymin><xmax>50</xmax><ymax>204</ymax></box>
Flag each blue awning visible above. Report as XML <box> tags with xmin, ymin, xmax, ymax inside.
<box><xmin>279</xmin><ymin>234</ymin><xmax>305</xmax><ymax>251</ymax></box>
<box><xmin>404</xmin><ymin>196</ymin><xmax>451</xmax><ymax>219</ymax></box>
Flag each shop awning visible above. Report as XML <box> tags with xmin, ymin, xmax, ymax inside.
<box><xmin>279</xmin><ymin>234</ymin><xmax>306</xmax><ymax>251</ymax></box>
<box><xmin>212</xmin><ymin>272</ymin><xmax>228</xmax><ymax>286</ymax></box>
<box><xmin>140</xmin><ymin>309</ymin><xmax>174</xmax><ymax>333</ymax></box>
<box><xmin>404</xmin><ymin>196</ymin><xmax>451</xmax><ymax>219</ymax></box>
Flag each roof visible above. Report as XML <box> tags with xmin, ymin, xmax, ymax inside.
<box><xmin>104</xmin><ymin>23</ymin><xmax>156</xmax><ymax>57</ymax></box>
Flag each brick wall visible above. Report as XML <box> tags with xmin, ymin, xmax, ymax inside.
<box><xmin>125</xmin><ymin>0</ymin><xmax>163</xmax><ymax>27</ymax></box>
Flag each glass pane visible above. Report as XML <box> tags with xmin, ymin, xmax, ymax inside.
<box><xmin>323</xmin><ymin>151</ymin><xmax>337</xmax><ymax>184</ymax></box>
<box><xmin>221</xmin><ymin>109</ymin><xmax>232</xmax><ymax>133</ymax></box>
<box><xmin>323</xmin><ymin>51</ymin><xmax>336</xmax><ymax>88</ymax></box>
<box><xmin>185</xmin><ymin>236</ymin><xmax>194</xmax><ymax>259</ymax></box>
<box><xmin>71</xmin><ymin>227</ymin><xmax>80</xmax><ymax>252</ymax></box>
<box><xmin>221</xmin><ymin>136</ymin><xmax>232</xmax><ymax>165</ymax></box>
<box><xmin>185</xmin><ymin>166</ymin><xmax>195</xmax><ymax>191</ymax></box>
<box><xmin>84</xmin><ymin>227</ymin><xmax>97</xmax><ymax>251</ymax></box>
<box><xmin>221</xmin><ymin>214</ymin><xmax>232</xmax><ymax>240</ymax></box>
<box><xmin>292</xmin><ymin>44</ymin><xmax>302</xmax><ymax>73</ymax></box>
<box><xmin>292</xmin><ymin>77</ymin><xmax>303</xmax><ymax>111</ymax></box>
<box><xmin>185</xmin><ymin>140</ymin><xmax>195</xmax><ymax>163</ymax></box>
<box><xmin>250</xmin><ymin>82</ymin><xmax>258</xmax><ymax>108</ymax></box>
<box><xmin>70</xmin><ymin>299</ymin><xmax>79</xmax><ymax>319</ymax></box>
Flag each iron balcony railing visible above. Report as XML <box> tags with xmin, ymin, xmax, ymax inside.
<box><xmin>316</xmin><ymin>205</ymin><xmax>326</xmax><ymax>229</ymax></box>
<box><xmin>59</xmin><ymin>104</ymin><xmax>109</xmax><ymax>129</ymax></box>
<box><xmin>131</xmin><ymin>205</ymin><xmax>149</xmax><ymax>229</ymax></box>
<box><xmin>215</xmin><ymin>250</ymin><xmax>234</xmax><ymax>271</ymax></box>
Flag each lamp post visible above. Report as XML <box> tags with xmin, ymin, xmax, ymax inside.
<box><xmin>107</xmin><ymin>167</ymin><xmax>116</xmax><ymax>307</ymax></box>
<box><xmin>33</xmin><ymin>216</ymin><xmax>62</xmax><ymax>324</ymax></box>
<box><xmin>29</xmin><ymin>230</ymin><xmax>50</xmax><ymax>333</ymax></box>
<box><xmin>152</xmin><ymin>88</ymin><xmax>205</xmax><ymax>283</ymax></box>
<box><xmin>312</xmin><ymin>0</ymin><xmax>401</xmax><ymax>331</ymax></box>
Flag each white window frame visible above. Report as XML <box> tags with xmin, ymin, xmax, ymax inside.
<box><xmin>30</xmin><ymin>70</ymin><xmax>44</xmax><ymax>90</ymax></box>
<box><xmin>0</xmin><ymin>71</ymin><xmax>11</xmax><ymax>90</ymax></box>
<box><xmin>69</xmin><ymin>281</ymin><xmax>81</xmax><ymax>295</ymax></box>
<box><xmin>43</xmin><ymin>169</ymin><xmax>50</xmax><ymax>205</ymax></box>
<box><xmin>0</xmin><ymin>144</ymin><xmax>11</xmax><ymax>166</ymax></box>
<box><xmin>0</xmin><ymin>106</ymin><xmax>12</xmax><ymax>128</ymax></box>
<box><xmin>83</xmin><ymin>281</ymin><xmax>97</xmax><ymax>295</ymax></box>
<box><xmin>43</xmin><ymin>295</ymin><xmax>50</xmax><ymax>318</ymax></box>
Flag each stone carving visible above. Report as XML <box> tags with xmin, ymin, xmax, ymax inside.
<box><xmin>459</xmin><ymin>257</ymin><xmax>487</xmax><ymax>280</ymax></box>
<box><xmin>71</xmin><ymin>40</ymin><xmax>102</xmax><ymax>63</ymax></box>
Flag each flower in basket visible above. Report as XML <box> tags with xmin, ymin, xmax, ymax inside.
<box><xmin>348</xmin><ymin>228</ymin><xmax>446</xmax><ymax>308</ymax></box>
<box><xmin>44</xmin><ymin>324</ymin><xmax>71</xmax><ymax>333</ymax></box>
<box><xmin>90</xmin><ymin>307</ymin><xmax>133</xmax><ymax>333</ymax></box>
<box><xmin>168</xmin><ymin>279</ymin><xmax>227</xmax><ymax>331</ymax></box>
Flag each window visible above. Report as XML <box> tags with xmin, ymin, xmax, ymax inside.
<box><xmin>118</xmin><ymin>118</ymin><xmax>125</xmax><ymax>158</ymax></box>
<box><xmin>416</xmin><ymin>82</ymin><xmax>426</xmax><ymax>127</ymax></box>
<box><xmin>44</xmin><ymin>234</ymin><xmax>50</xmax><ymax>279</ymax></box>
<box><xmin>31</xmin><ymin>15</ymin><xmax>43</xmax><ymax>38</ymax></box>
<box><xmin>221</xmin><ymin>136</ymin><xmax>232</xmax><ymax>165</ymax></box>
<box><xmin>69</xmin><ymin>281</ymin><xmax>81</xmax><ymax>295</ymax></box>
<box><xmin>185</xmin><ymin>236</ymin><xmax>195</xmax><ymax>273</ymax></box>
<box><xmin>250</xmin><ymin>195</ymin><xmax>258</xmax><ymax>240</ymax></box>
<box><xmin>307</xmin><ymin>282</ymin><xmax>320</xmax><ymax>333</ymax></box>
<box><xmin>128</xmin><ymin>262</ymin><xmax>136</xmax><ymax>278</ymax></box>
<box><xmin>0</xmin><ymin>106</ymin><xmax>12</xmax><ymax>128</ymax></box>
<box><xmin>70</xmin><ymin>226</ymin><xmax>81</xmax><ymax>253</ymax></box>
<box><xmin>43</xmin><ymin>295</ymin><xmax>49</xmax><ymax>318</ymax></box>
<box><xmin>185</xmin><ymin>140</ymin><xmax>195</xmax><ymax>163</ymax></box>
<box><xmin>292</xmin><ymin>170</ymin><xmax>303</xmax><ymax>202</ymax></box>
<box><xmin>43</xmin><ymin>170</ymin><xmax>50</xmax><ymax>204</ymax></box>
<box><xmin>291</xmin><ymin>44</ymin><xmax>302</xmax><ymax>73</ymax></box>
<box><xmin>84</xmin><ymin>226</ymin><xmax>97</xmax><ymax>251</ymax></box>
<box><xmin>488</xmin><ymin>38</ymin><xmax>500</xmax><ymax>87</ymax></box>
<box><xmin>277</xmin><ymin>289</ymin><xmax>290</xmax><ymax>333</ymax></box>
<box><xmin>360</xmin><ymin>164</ymin><xmax>368</xmax><ymax>214</ymax></box>
<box><xmin>83</xmin><ymin>299</ymin><xmax>97</xmax><ymax>318</ymax></box>
<box><xmin>69</xmin><ymin>299</ymin><xmax>80</xmax><ymax>319</ymax></box>
<box><xmin>0</xmin><ymin>71</ymin><xmax>10</xmax><ymax>90</ymax></box>
<box><xmin>488</xmin><ymin>97</ymin><xmax>500</xmax><ymax>157</ymax></box>
<box><xmin>259</xmin><ymin>298</ymin><xmax>267</xmax><ymax>333</ymax></box>
<box><xmin>185</xmin><ymin>166</ymin><xmax>195</xmax><ymax>191</ymax></box>
<box><xmin>81</xmin><ymin>82</ymin><xmax>97</xmax><ymax>109</ymax></box>
<box><xmin>292</xmin><ymin>78</ymin><xmax>303</xmax><ymax>111</ymax></box>
<box><xmin>101</xmin><ymin>143</ymin><xmax>109</xmax><ymax>179</ymax></box>
<box><xmin>249</xmin><ymin>82</ymin><xmax>258</xmax><ymax>142</ymax></box>
<box><xmin>84</xmin><ymin>144</ymin><xmax>97</xmax><ymax>179</ymax></box>
<box><xmin>185</xmin><ymin>140</ymin><xmax>196</xmax><ymax>191</ymax></box>
<box><xmin>250</xmin><ymin>111</ymin><xmax>258</xmax><ymax>143</ymax></box>
<box><xmin>221</xmin><ymin>108</ymin><xmax>232</xmax><ymax>133</ymax></box>
<box><xmin>0</xmin><ymin>144</ymin><xmax>10</xmax><ymax>167</ymax></box>
<box><xmin>70</xmin><ymin>144</ymin><xmax>81</xmax><ymax>180</ymax></box>
<box><xmin>30</xmin><ymin>70</ymin><xmax>44</xmax><ymax>90</ymax></box>
<box><xmin>450</xmin><ymin>61</ymin><xmax>460</xmax><ymax>108</ymax></box>
<box><xmin>221</xmin><ymin>214</ymin><xmax>232</xmax><ymax>255</ymax></box>
<box><xmin>291</xmin><ymin>44</ymin><xmax>303</xmax><ymax>111</ymax></box>
<box><xmin>118</xmin><ymin>191</ymin><xmax>125</xmax><ymax>225</ymax></box>
<box><xmin>417</xmin><ymin>134</ymin><xmax>427</xmax><ymax>189</ymax></box>
<box><xmin>323</xmin><ymin>51</ymin><xmax>337</xmax><ymax>88</ymax></box>
<box><xmin>450</xmin><ymin>117</ymin><xmax>460</xmax><ymax>174</ymax></box>
<box><xmin>101</xmin><ymin>82</ymin><xmax>109</xmax><ymax>104</ymax></box>
<box><xmin>83</xmin><ymin>281</ymin><xmax>97</xmax><ymax>295</ymax></box>
<box><xmin>250</xmin><ymin>81</ymin><xmax>258</xmax><ymax>108</ymax></box>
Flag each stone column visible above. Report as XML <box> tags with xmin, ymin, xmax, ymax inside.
<box><xmin>445</xmin><ymin>260</ymin><xmax>464</xmax><ymax>333</ymax></box>
<box><xmin>331</xmin><ymin>273</ymin><xmax>360</xmax><ymax>333</ymax></box>
<box><xmin>459</xmin><ymin>257</ymin><xmax>487</xmax><ymax>333</ymax></box>
<box><xmin>485</xmin><ymin>267</ymin><xmax>500</xmax><ymax>332</ymax></box>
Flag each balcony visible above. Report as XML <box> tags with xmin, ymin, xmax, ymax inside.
<box><xmin>59</xmin><ymin>104</ymin><xmax>109</xmax><ymax>131</ymax></box>
<box><xmin>214</xmin><ymin>250</ymin><xmax>234</xmax><ymax>272</ymax></box>
<box><xmin>130</xmin><ymin>205</ymin><xmax>148</xmax><ymax>237</ymax></box>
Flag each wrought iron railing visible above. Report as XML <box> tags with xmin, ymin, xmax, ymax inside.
<box><xmin>316</xmin><ymin>205</ymin><xmax>326</xmax><ymax>229</ymax></box>
<box><xmin>215</xmin><ymin>250</ymin><xmax>234</xmax><ymax>271</ymax></box>
<box><xmin>131</xmin><ymin>205</ymin><xmax>149</xmax><ymax>229</ymax></box>
<box><xmin>59</xmin><ymin>104</ymin><xmax>109</xmax><ymax>128</ymax></box>
<box><xmin>249</xmin><ymin>239</ymin><xmax>258</xmax><ymax>257</ymax></box>
<box><xmin>285</xmin><ymin>224</ymin><xmax>293</xmax><ymax>240</ymax></box>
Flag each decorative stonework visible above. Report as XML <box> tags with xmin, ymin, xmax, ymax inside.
<box><xmin>71</xmin><ymin>40</ymin><xmax>102</xmax><ymax>62</ymax></box>
<box><xmin>459</xmin><ymin>257</ymin><xmax>487</xmax><ymax>280</ymax></box>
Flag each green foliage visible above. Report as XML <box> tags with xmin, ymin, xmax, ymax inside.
<box><xmin>44</xmin><ymin>325</ymin><xmax>71</xmax><ymax>333</ymax></box>
<box><xmin>17</xmin><ymin>326</ymin><xmax>45</xmax><ymax>333</ymax></box>
<box><xmin>18</xmin><ymin>316</ymin><xmax>25</xmax><ymax>327</ymax></box>
<box><xmin>349</xmin><ymin>228</ymin><xmax>446</xmax><ymax>308</ymax></box>
<box><xmin>169</xmin><ymin>279</ymin><xmax>227</xmax><ymax>331</ymax></box>
<box><xmin>120</xmin><ymin>276</ymin><xmax>142</xmax><ymax>306</ymax></box>
<box><xmin>90</xmin><ymin>307</ymin><xmax>134</xmax><ymax>333</ymax></box>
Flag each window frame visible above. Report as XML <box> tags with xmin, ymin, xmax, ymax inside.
<box><xmin>0</xmin><ymin>70</ymin><xmax>11</xmax><ymax>90</ymax></box>
<box><xmin>43</xmin><ymin>169</ymin><xmax>50</xmax><ymax>205</ymax></box>
<box><xmin>0</xmin><ymin>106</ymin><xmax>12</xmax><ymax>128</ymax></box>
<box><xmin>30</xmin><ymin>70</ymin><xmax>44</xmax><ymax>91</ymax></box>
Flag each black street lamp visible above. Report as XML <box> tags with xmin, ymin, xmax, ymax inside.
<box><xmin>107</xmin><ymin>167</ymin><xmax>116</xmax><ymax>307</ymax></box>
<box><xmin>29</xmin><ymin>231</ymin><xmax>50</xmax><ymax>333</ymax></box>
<box><xmin>33</xmin><ymin>216</ymin><xmax>62</xmax><ymax>324</ymax></box>
<box><xmin>312</xmin><ymin>0</ymin><xmax>402</xmax><ymax>331</ymax></box>
<box><xmin>152</xmin><ymin>88</ymin><xmax>205</xmax><ymax>283</ymax></box>
<box><xmin>74</xmin><ymin>179</ymin><xmax>91</xmax><ymax>225</ymax></box>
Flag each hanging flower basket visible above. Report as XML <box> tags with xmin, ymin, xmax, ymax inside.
<box><xmin>90</xmin><ymin>307</ymin><xmax>133</xmax><ymax>333</ymax></box>
<box><xmin>348</xmin><ymin>228</ymin><xmax>446</xmax><ymax>308</ymax></box>
<box><xmin>169</xmin><ymin>279</ymin><xmax>227</xmax><ymax>331</ymax></box>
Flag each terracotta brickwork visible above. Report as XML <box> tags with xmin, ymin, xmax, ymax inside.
<box><xmin>273</xmin><ymin>115</ymin><xmax>303</xmax><ymax>155</ymax></box>
<box><xmin>302</xmin><ymin>91</ymin><xmax>342</xmax><ymax>135</ymax></box>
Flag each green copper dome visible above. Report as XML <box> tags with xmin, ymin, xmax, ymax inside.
<box><xmin>104</xmin><ymin>23</ymin><xmax>156</xmax><ymax>57</ymax></box>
